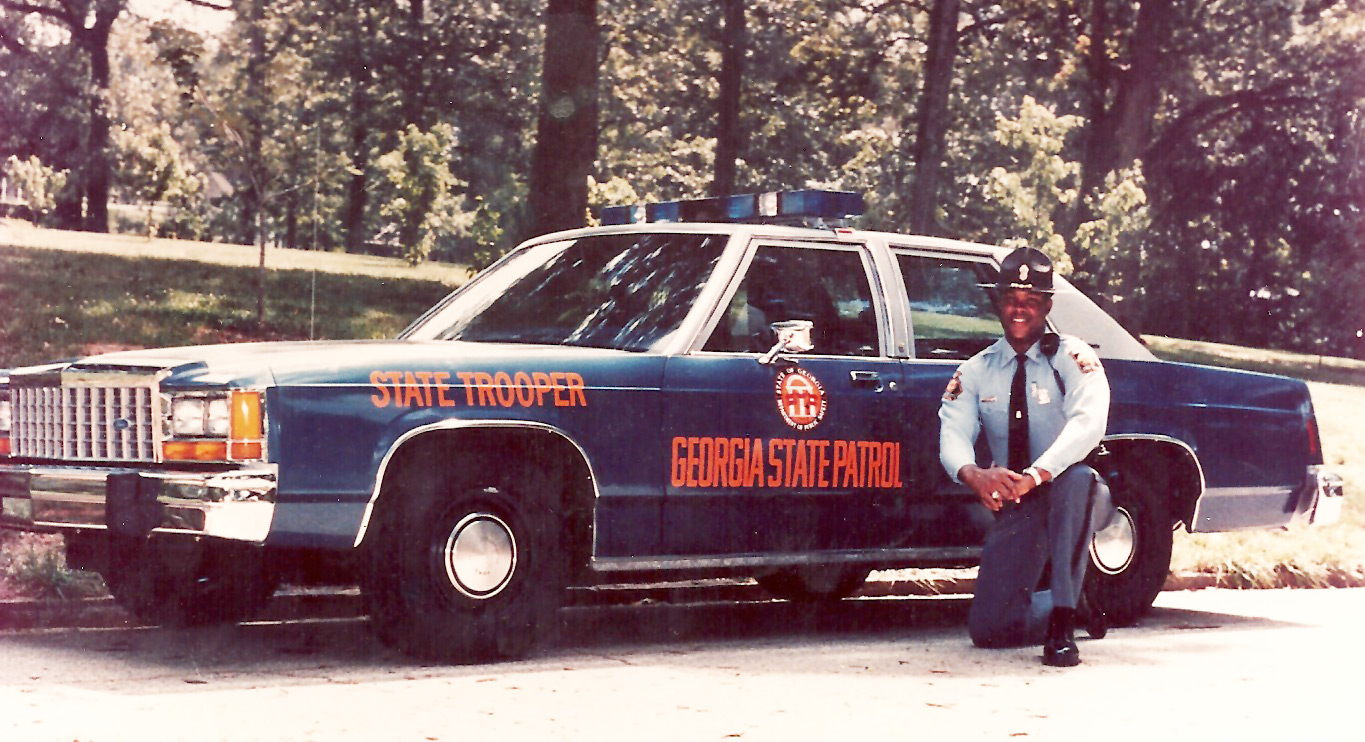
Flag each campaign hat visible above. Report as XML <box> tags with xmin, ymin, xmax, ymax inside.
<box><xmin>987</xmin><ymin>247</ymin><xmax>1055</xmax><ymax>294</ymax></box>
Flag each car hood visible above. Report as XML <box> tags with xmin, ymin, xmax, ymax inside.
<box><xmin>5</xmin><ymin>340</ymin><xmax>642</xmax><ymax>389</ymax></box>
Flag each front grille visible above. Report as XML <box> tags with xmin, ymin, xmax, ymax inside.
<box><xmin>13</xmin><ymin>383</ymin><xmax>159</xmax><ymax>462</ymax></box>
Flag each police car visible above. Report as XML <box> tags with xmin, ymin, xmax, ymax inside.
<box><xmin>0</xmin><ymin>190</ymin><xmax>1344</xmax><ymax>662</ymax></box>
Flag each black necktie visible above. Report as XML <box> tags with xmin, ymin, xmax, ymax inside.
<box><xmin>1008</xmin><ymin>353</ymin><xmax>1029</xmax><ymax>472</ymax></box>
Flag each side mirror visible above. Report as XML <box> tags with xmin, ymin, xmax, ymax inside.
<box><xmin>758</xmin><ymin>320</ymin><xmax>814</xmax><ymax>365</ymax></box>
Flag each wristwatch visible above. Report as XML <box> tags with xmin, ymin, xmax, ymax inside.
<box><xmin>1023</xmin><ymin>467</ymin><xmax>1044</xmax><ymax>488</ymax></box>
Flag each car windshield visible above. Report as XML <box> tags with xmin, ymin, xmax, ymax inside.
<box><xmin>404</xmin><ymin>232</ymin><xmax>730</xmax><ymax>352</ymax></box>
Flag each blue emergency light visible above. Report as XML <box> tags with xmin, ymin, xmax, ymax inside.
<box><xmin>600</xmin><ymin>189</ymin><xmax>865</xmax><ymax>226</ymax></box>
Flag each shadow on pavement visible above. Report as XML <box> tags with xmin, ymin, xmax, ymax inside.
<box><xmin>1</xmin><ymin>591</ymin><xmax>1304</xmax><ymax>686</ymax></box>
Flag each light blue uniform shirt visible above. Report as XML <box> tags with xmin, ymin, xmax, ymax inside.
<box><xmin>939</xmin><ymin>335</ymin><xmax>1110</xmax><ymax>483</ymax></box>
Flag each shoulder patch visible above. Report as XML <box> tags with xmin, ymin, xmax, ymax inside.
<box><xmin>1067</xmin><ymin>341</ymin><xmax>1102</xmax><ymax>375</ymax></box>
<box><xmin>942</xmin><ymin>370</ymin><xmax>964</xmax><ymax>402</ymax></box>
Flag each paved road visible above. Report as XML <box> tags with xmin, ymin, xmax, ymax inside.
<box><xmin>1</xmin><ymin>588</ymin><xmax>1360</xmax><ymax>741</ymax></box>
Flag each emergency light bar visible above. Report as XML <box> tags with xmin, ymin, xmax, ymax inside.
<box><xmin>600</xmin><ymin>189</ymin><xmax>865</xmax><ymax>227</ymax></box>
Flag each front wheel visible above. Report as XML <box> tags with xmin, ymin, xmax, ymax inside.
<box><xmin>361</xmin><ymin>455</ymin><xmax>564</xmax><ymax>663</ymax></box>
<box><xmin>1086</xmin><ymin>459</ymin><xmax>1173</xmax><ymax>626</ymax></box>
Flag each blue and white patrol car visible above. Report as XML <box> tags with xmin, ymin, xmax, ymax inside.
<box><xmin>0</xmin><ymin>191</ymin><xmax>1345</xmax><ymax>661</ymax></box>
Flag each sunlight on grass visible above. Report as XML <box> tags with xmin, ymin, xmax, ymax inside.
<box><xmin>0</xmin><ymin>245</ymin><xmax>455</xmax><ymax>367</ymax></box>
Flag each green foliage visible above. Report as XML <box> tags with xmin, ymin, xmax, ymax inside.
<box><xmin>111</xmin><ymin>122</ymin><xmax>203</xmax><ymax>237</ymax></box>
<box><xmin>375</xmin><ymin>124</ymin><xmax>472</xmax><ymax>265</ymax></box>
<box><xmin>2</xmin><ymin>156</ymin><xmax>69</xmax><ymax>225</ymax></box>
<box><xmin>982</xmin><ymin>96</ymin><xmax>1081</xmax><ymax>272</ymax></box>
<box><xmin>1074</xmin><ymin>164</ymin><xmax>1151</xmax><ymax>317</ymax></box>
<box><xmin>0</xmin><ymin>533</ymin><xmax>104</xmax><ymax>600</ymax></box>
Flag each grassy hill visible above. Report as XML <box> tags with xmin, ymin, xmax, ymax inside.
<box><xmin>0</xmin><ymin>219</ymin><xmax>468</xmax><ymax>368</ymax></box>
<box><xmin>0</xmin><ymin>219</ymin><xmax>1360</xmax><ymax>591</ymax></box>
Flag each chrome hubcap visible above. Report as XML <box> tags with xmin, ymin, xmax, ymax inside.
<box><xmin>442</xmin><ymin>513</ymin><xmax>516</xmax><ymax>599</ymax></box>
<box><xmin>1091</xmin><ymin>507</ymin><xmax>1137</xmax><ymax>575</ymax></box>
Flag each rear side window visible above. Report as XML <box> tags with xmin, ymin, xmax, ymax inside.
<box><xmin>897</xmin><ymin>253</ymin><xmax>999</xmax><ymax>360</ymax></box>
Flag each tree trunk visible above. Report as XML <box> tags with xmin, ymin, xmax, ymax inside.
<box><xmin>74</xmin><ymin>1</ymin><xmax>125</xmax><ymax>233</ymax></box>
<box><xmin>1067</xmin><ymin>0</ymin><xmax>1175</xmax><ymax>292</ymax></box>
<box><xmin>1079</xmin><ymin>0</ymin><xmax>1173</xmax><ymax>196</ymax></box>
<box><xmin>907</xmin><ymin>0</ymin><xmax>959</xmax><ymax>236</ymax></box>
<box><xmin>712</xmin><ymin>0</ymin><xmax>745</xmax><ymax>198</ymax></box>
<box><xmin>344</xmin><ymin>1</ymin><xmax>373</xmax><ymax>252</ymax></box>
<box><xmin>402</xmin><ymin>0</ymin><xmax>428</xmax><ymax>129</ymax></box>
<box><xmin>344</xmin><ymin>117</ymin><xmax>370</xmax><ymax>252</ymax></box>
<box><xmin>240</xmin><ymin>0</ymin><xmax>268</xmax><ymax>247</ymax></box>
<box><xmin>528</xmin><ymin>0</ymin><xmax>599</xmax><ymax>237</ymax></box>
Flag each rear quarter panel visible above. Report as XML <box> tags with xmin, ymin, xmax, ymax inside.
<box><xmin>1106</xmin><ymin>358</ymin><xmax>1317</xmax><ymax>530</ymax></box>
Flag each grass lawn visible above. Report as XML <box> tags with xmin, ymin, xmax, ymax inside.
<box><xmin>0</xmin><ymin>220</ymin><xmax>464</xmax><ymax>368</ymax></box>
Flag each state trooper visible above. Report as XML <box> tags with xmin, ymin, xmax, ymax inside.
<box><xmin>938</xmin><ymin>246</ymin><xmax>1111</xmax><ymax>667</ymax></box>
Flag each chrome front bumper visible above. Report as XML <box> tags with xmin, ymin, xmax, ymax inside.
<box><xmin>0</xmin><ymin>464</ymin><xmax>277</xmax><ymax>543</ymax></box>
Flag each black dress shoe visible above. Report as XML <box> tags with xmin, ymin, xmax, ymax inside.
<box><xmin>1043</xmin><ymin>607</ymin><xmax>1081</xmax><ymax>667</ymax></box>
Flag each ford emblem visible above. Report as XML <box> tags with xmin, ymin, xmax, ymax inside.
<box><xmin>112</xmin><ymin>418</ymin><xmax>132</xmax><ymax>432</ymax></box>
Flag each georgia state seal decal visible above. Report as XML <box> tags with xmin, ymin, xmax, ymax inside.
<box><xmin>774</xmin><ymin>367</ymin><xmax>827</xmax><ymax>431</ymax></box>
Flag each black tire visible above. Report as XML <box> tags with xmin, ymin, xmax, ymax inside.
<box><xmin>1087</xmin><ymin>458</ymin><xmax>1174</xmax><ymax>626</ymax></box>
<box><xmin>360</xmin><ymin>450</ymin><xmax>564</xmax><ymax>663</ymax></box>
<box><xmin>103</xmin><ymin>536</ymin><xmax>279</xmax><ymax>627</ymax></box>
<box><xmin>756</xmin><ymin>566</ymin><xmax>870</xmax><ymax>603</ymax></box>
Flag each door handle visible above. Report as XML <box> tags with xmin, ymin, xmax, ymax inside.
<box><xmin>850</xmin><ymin>370</ymin><xmax>883</xmax><ymax>390</ymax></box>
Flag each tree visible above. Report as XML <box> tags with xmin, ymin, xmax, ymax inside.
<box><xmin>983</xmin><ymin>96</ymin><xmax>1082</xmax><ymax>272</ymax></box>
<box><xmin>528</xmin><ymin>0</ymin><xmax>598</xmax><ymax>237</ymax></box>
<box><xmin>906</xmin><ymin>0</ymin><xmax>960</xmax><ymax>235</ymax></box>
<box><xmin>111</xmin><ymin>122</ymin><xmax>201</xmax><ymax>237</ymax></box>
<box><xmin>374</xmin><ymin>123</ymin><xmax>471</xmax><ymax>265</ymax></box>
<box><xmin>712</xmin><ymin>0</ymin><xmax>744</xmax><ymax>197</ymax></box>
<box><xmin>0</xmin><ymin>0</ymin><xmax>128</xmax><ymax>232</ymax></box>
<box><xmin>3</xmin><ymin>154</ymin><xmax>68</xmax><ymax>225</ymax></box>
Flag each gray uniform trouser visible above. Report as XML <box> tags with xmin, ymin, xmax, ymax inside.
<box><xmin>968</xmin><ymin>464</ymin><xmax>1100</xmax><ymax>648</ymax></box>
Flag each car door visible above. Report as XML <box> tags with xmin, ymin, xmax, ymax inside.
<box><xmin>661</xmin><ymin>239</ymin><xmax>908</xmax><ymax>557</ymax></box>
<box><xmin>893</xmin><ymin>247</ymin><xmax>1005</xmax><ymax>548</ymax></box>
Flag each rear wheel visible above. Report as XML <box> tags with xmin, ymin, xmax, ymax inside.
<box><xmin>756</xmin><ymin>566</ymin><xmax>870</xmax><ymax>603</ymax></box>
<box><xmin>1087</xmin><ymin>459</ymin><xmax>1173</xmax><ymax>626</ymax></box>
<box><xmin>103</xmin><ymin>536</ymin><xmax>279</xmax><ymax>626</ymax></box>
<box><xmin>361</xmin><ymin>451</ymin><xmax>564</xmax><ymax>663</ymax></box>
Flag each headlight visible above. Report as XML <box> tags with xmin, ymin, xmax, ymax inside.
<box><xmin>0</xmin><ymin>389</ymin><xmax>11</xmax><ymax>458</ymax></box>
<box><xmin>163</xmin><ymin>390</ymin><xmax>265</xmax><ymax>462</ymax></box>
<box><xmin>206</xmin><ymin>397</ymin><xmax>231</xmax><ymax>437</ymax></box>
<box><xmin>170</xmin><ymin>397</ymin><xmax>208</xmax><ymax>436</ymax></box>
<box><xmin>0</xmin><ymin>390</ymin><xmax>11</xmax><ymax>434</ymax></box>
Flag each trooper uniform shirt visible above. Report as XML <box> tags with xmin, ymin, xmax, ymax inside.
<box><xmin>940</xmin><ymin>334</ymin><xmax>1110</xmax><ymax>482</ymax></box>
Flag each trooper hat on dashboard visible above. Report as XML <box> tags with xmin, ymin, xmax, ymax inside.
<box><xmin>985</xmin><ymin>246</ymin><xmax>1055</xmax><ymax>294</ymax></box>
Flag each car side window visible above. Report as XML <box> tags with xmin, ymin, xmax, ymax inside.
<box><xmin>704</xmin><ymin>244</ymin><xmax>879</xmax><ymax>357</ymax></box>
<box><xmin>897</xmin><ymin>252</ymin><xmax>999</xmax><ymax>360</ymax></box>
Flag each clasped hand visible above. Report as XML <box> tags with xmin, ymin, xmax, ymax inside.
<box><xmin>959</xmin><ymin>465</ymin><xmax>1037</xmax><ymax>513</ymax></box>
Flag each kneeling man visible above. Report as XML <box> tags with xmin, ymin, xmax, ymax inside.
<box><xmin>938</xmin><ymin>247</ymin><xmax>1110</xmax><ymax>667</ymax></box>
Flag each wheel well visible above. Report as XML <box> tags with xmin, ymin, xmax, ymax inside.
<box><xmin>370</xmin><ymin>427</ymin><xmax>595</xmax><ymax>580</ymax></box>
<box><xmin>1100</xmin><ymin>438</ymin><xmax>1203</xmax><ymax>530</ymax></box>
